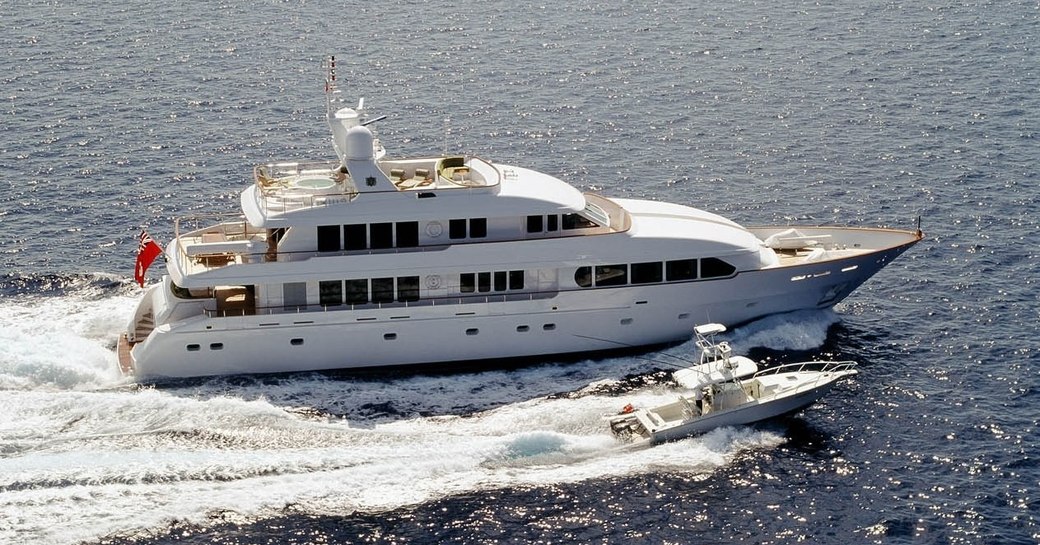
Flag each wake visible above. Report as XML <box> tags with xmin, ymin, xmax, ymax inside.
<box><xmin>0</xmin><ymin>277</ymin><xmax>841</xmax><ymax>544</ymax></box>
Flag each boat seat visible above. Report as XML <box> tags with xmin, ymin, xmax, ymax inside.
<box><xmin>398</xmin><ymin>168</ymin><xmax>432</xmax><ymax>189</ymax></box>
<box><xmin>389</xmin><ymin>168</ymin><xmax>405</xmax><ymax>183</ymax></box>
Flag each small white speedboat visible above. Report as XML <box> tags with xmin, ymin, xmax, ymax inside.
<box><xmin>608</xmin><ymin>323</ymin><xmax>858</xmax><ymax>447</ymax></box>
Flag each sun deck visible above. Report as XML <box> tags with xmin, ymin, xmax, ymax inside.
<box><xmin>250</xmin><ymin>156</ymin><xmax>502</xmax><ymax>213</ymax></box>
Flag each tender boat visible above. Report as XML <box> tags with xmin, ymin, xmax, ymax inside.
<box><xmin>608</xmin><ymin>323</ymin><xmax>858</xmax><ymax>447</ymax></box>
<box><xmin>118</xmin><ymin>57</ymin><xmax>921</xmax><ymax>380</ymax></box>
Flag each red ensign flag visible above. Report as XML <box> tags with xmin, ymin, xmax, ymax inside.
<box><xmin>134</xmin><ymin>230</ymin><xmax>163</xmax><ymax>287</ymax></box>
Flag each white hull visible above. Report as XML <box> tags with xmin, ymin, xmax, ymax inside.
<box><xmin>609</xmin><ymin>344</ymin><xmax>858</xmax><ymax>448</ymax></box>
<box><xmin>641</xmin><ymin>378</ymin><xmax>843</xmax><ymax>446</ymax></box>
<box><xmin>128</xmin><ymin>236</ymin><xmax>912</xmax><ymax>379</ymax></box>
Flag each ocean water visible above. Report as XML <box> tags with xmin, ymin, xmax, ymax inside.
<box><xmin>1</xmin><ymin>0</ymin><xmax>1038</xmax><ymax>543</ymax></box>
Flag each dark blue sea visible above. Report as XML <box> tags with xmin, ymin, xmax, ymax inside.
<box><xmin>2</xmin><ymin>1</ymin><xmax>1038</xmax><ymax>543</ymax></box>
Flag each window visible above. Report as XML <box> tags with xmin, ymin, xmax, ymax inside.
<box><xmin>290</xmin><ymin>338</ymin><xmax>304</xmax><ymax>346</ymax></box>
<box><xmin>701</xmin><ymin>257</ymin><xmax>736</xmax><ymax>278</ymax></box>
<box><xmin>470</xmin><ymin>218</ymin><xmax>487</xmax><ymax>238</ymax></box>
<box><xmin>396</xmin><ymin>221</ymin><xmax>419</xmax><ymax>248</ymax></box>
<box><xmin>370</xmin><ymin>223</ymin><xmax>393</xmax><ymax>249</ymax></box>
<box><xmin>494</xmin><ymin>271</ymin><xmax>507</xmax><ymax>291</ymax></box>
<box><xmin>666</xmin><ymin>259</ymin><xmax>697</xmax><ymax>281</ymax></box>
<box><xmin>317</xmin><ymin>225</ymin><xmax>340</xmax><ymax>252</ymax></box>
<box><xmin>343</xmin><ymin>224</ymin><xmax>367</xmax><ymax>251</ymax></box>
<box><xmin>631</xmin><ymin>262</ymin><xmax>663</xmax><ymax>284</ymax></box>
<box><xmin>449</xmin><ymin>219</ymin><xmax>467</xmax><ymax>239</ymax></box>
<box><xmin>397</xmin><ymin>276</ymin><xmax>420</xmax><ymax>302</ymax></box>
<box><xmin>547</xmin><ymin>214</ymin><xmax>558</xmax><ymax>231</ymax></box>
<box><xmin>283</xmin><ymin>282</ymin><xmax>307</xmax><ymax>309</ymax></box>
<box><xmin>509</xmin><ymin>270</ymin><xmax>525</xmax><ymax>290</ymax></box>
<box><xmin>595</xmin><ymin>264</ymin><xmax>628</xmax><ymax>287</ymax></box>
<box><xmin>527</xmin><ymin>215</ymin><xmax>543</xmax><ymax>233</ymax></box>
<box><xmin>345</xmin><ymin>279</ymin><xmax>369</xmax><ymax>304</ymax></box>
<box><xmin>319</xmin><ymin>280</ymin><xmax>343</xmax><ymax>306</ymax></box>
<box><xmin>562</xmin><ymin>213</ymin><xmax>596</xmax><ymax>230</ymax></box>
<box><xmin>477</xmin><ymin>272</ymin><xmax>491</xmax><ymax>292</ymax></box>
<box><xmin>460</xmin><ymin>273</ymin><xmax>476</xmax><ymax>293</ymax></box>
<box><xmin>371</xmin><ymin>277</ymin><xmax>395</xmax><ymax>303</ymax></box>
<box><xmin>575</xmin><ymin>266</ymin><xmax>592</xmax><ymax>288</ymax></box>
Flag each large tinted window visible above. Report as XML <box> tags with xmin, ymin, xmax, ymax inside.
<box><xmin>595</xmin><ymin>264</ymin><xmax>628</xmax><ymax>287</ymax></box>
<box><xmin>562</xmin><ymin>213</ymin><xmax>596</xmax><ymax>230</ymax></box>
<box><xmin>343</xmin><ymin>224</ymin><xmax>367</xmax><ymax>250</ymax></box>
<box><xmin>317</xmin><ymin>225</ymin><xmax>340</xmax><ymax>252</ymax></box>
<box><xmin>493</xmin><ymin>271</ymin><xmax>507</xmax><ymax>292</ymax></box>
<box><xmin>631</xmin><ymin>262</ymin><xmax>663</xmax><ymax>284</ymax></box>
<box><xmin>526</xmin><ymin>215</ymin><xmax>543</xmax><ymax>233</ymax></box>
<box><xmin>396</xmin><ymin>221</ymin><xmax>419</xmax><ymax>248</ymax></box>
<box><xmin>371</xmin><ymin>277</ymin><xmax>395</xmax><ymax>303</ymax></box>
<box><xmin>319</xmin><ymin>280</ymin><xmax>342</xmax><ymax>306</ymax></box>
<box><xmin>509</xmin><ymin>270</ymin><xmax>525</xmax><ymax>290</ymax></box>
<box><xmin>469</xmin><ymin>218</ymin><xmax>487</xmax><ymax>238</ymax></box>
<box><xmin>397</xmin><ymin>276</ymin><xmax>420</xmax><ymax>302</ymax></box>
<box><xmin>345</xmin><ymin>279</ymin><xmax>369</xmax><ymax>304</ymax></box>
<box><xmin>700</xmin><ymin>257</ymin><xmax>736</xmax><ymax>278</ymax></box>
<box><xmin>666</xmin><ymin>259</ymin><xmax>697</xmax><ymax>281</ymax></box>
<box><xmin>449</xmin><ymin>219</ymin><xmax>467</xmax><ymax>239</ymax></box>
<box><xmin>477</xmin><ymin>272</ymin><xmax>492</xmax><ymax>292</ymax></box>
<box><xmin>370</xmin><ymin>223</ymin><xmax>393</xmax><ymax>249</ymax></box>
<box><xmin>460</xmin><ymin>273</ymin><xmax>475</xmax><ymax>293</ymax></box>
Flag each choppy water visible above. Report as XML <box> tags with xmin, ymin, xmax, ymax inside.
<box><xmin>1</xmin><ymin>0</ymin><xmax>1038</xmax><ymax>543</ymax></box>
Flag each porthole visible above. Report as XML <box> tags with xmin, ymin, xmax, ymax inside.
<box><xmin>620</xmin><ymin>318</ymin><xmax>633</xmax><ymax>325</ymax></box>
<box><xmin>466</xmin><ymin>328</ymin><xmax>479</xmax><ymax>336</ymax></box>
<box><xmin>516</xmin><ymin>325</ymin><xmax>530</xmax><ymax>332</ymax></box>
<box><xmin>186</xmin><ymin>344</ymin><xmax>201</xmax><ymax>352</ymax></box>
<box><xmin>210</xmin><ymin>343</ymin><xmax>224</xmax><ymax>350</ymax></box>
<box><xmin>384</xmin><ymin>333</ymin><xmax>397</xmax><ymax>340</ymax></box>
<box><xmin>543</xmin><ymin>323</ymin><xmax>556</xmax><ymax>331</ymax></box>
<box><xmin>290</xmin><ymin>338</ymin><xmax>304</xmax><ymax>346</ymax></box>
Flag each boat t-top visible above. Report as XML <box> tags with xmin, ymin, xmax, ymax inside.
<box><xmin>608</xmin><ymin>323</ymin><xmax>858</xmax><ymax>447</ymax></box>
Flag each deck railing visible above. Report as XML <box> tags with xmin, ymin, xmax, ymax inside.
<box><xmin>201</xmin><ymin>291</ymin><xmax>558</xmax><ymax>319</ymax></box>
<box><xmin>753</xmin><ymin>360</ymin><xmax>858</xmax><ymax>377</ymax></box>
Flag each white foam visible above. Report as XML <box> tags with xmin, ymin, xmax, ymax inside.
<box><xmin>0</xmin><ymin>292</ymin><xmax>833</xmax><ymax>544</ymax></box>
<box><xmin>0</xmin><ymin>290</ymin><xmax>133</xmax><ymax>390</ymax></box>
<box><xmin>0</xmin><ymin>381</ymin><xmax>785</xmax><ymax>544</ymax></box>
<box><xmin>728</xmin><ymin>309</ymin><xmax>840</xmax><ymax>352</ymax></box>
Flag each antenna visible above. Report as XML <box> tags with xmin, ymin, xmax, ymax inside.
<box><xmin>324</xmin><ymin>55</ymin><xmax>339</xmax><ymax>119</ymax></box>
<box><xmin>442</xmin><ymin>117</ymin><xmax>450</xmax><ymax>156</ymax></box>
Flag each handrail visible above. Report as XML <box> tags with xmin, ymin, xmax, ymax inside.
<box><xmin>173</xmin><ymin>214</ymin><xmax>265</xmax><ymax>274</ymax></box>
<box><xmin>201</xmin><ymin>290</ymin><xmax>557</xmax><ymax>319</ymax></box>
<box><xmin>752</xmin><ymin>360</ymin><xmax>858</xmax><ymax>378</ymax></box>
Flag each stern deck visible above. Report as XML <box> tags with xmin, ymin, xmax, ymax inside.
<box><xmin>117</xmin><ymin>333</ymin><xmax>135</xmax><ymax>376</ymax></box>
